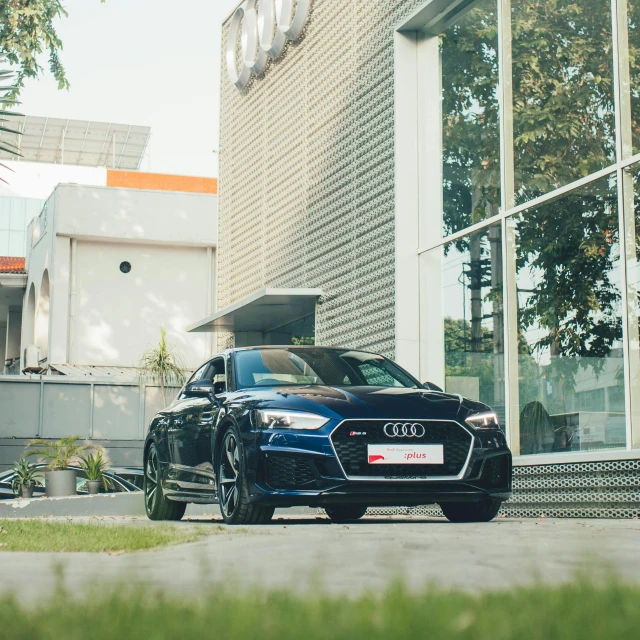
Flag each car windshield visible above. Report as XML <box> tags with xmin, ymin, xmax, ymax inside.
<box><xmin>234</xmin><ymin>348</ymin><xmax>418</xmax><ymax>389</ymax></box>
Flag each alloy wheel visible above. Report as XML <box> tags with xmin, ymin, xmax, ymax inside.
<box><xmin>219</xmin><ymin>432</ymin><xmax>240</xmax><ymax>518</ymax></box>
<box><xmin>145</xmin><ymin>447</ymin><xmax>159</xmax><ymax>514</ymax></box>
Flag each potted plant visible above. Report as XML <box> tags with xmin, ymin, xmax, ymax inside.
<box><xmin>139</xmin><ymin>327</ymin><xmax>186</xmax><ymax>406</ymax></box>
<box><xmin>79</xmin><ymin>449</ymin><xmax>109</xmax><ymax>495</ymax></box>
<box><xmin>26</xmin><ymin>436</ymin><xmax>91</xmax><ymax>497</ymax></box>
<box><xmin>10</xmin><ymin>457</ymin><xmax>42</xmax><ymax>499</ymax></box>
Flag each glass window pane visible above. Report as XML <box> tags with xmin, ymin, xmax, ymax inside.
<box><xmin>623</xmin><ymin>162</ymin><xmax>640</xmax><ymax>436</ymax></box>
<box><xmin>626</xmin><ymin>0</ymin><xmax>640</xmax><ymax>156</ymax></box>
<box><xmin>441</xmin><ymin>0</ymin><xmax>501</xmax><ymax>237</ymax></box>
<box><xmin>0</xmin><ymin>199</ymin><xmax>10</xmax><ymax>230</ymax></box>
<box><xmin>8</xmin><ymin>231</ymin><xmax>25</xmax><ymax>257</ymax></box>
<box><xmin>512</xmin><ymin>0</ymin><xmax>616</xmax><ymax>203</ymax></box>
<box><xmin>440</xmin><ymin>224</ymin><xmax>506</xmax><ymax>426</ymax></box>
<box><xmin>511</xmin><ymin>174</ymin><xmax>627</xmax><ymax>455</ymax></box>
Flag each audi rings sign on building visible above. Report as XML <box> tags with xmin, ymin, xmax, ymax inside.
<box><xmin>383</xmin><ymin>423</ymin><xmax>427</xmax><ymax>438</ymax></box>
<box><xmin>226</xmin><ymin>0</ymin><xmax>311</xmax><ymax>90</ymax></box>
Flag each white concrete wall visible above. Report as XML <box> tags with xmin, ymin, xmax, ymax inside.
<box><xmin>72</xmin><ymin>240</ymin><xmax>211</xmax><ymax>368</ymax></box>
<box><xmin>21</xmin><ymin>184</ymin><xmax>217</xmax><ymax>370</ymax></box>
<box><xmin>20</xmin><ymin>192</ymin><xmax>56</xmax><ymax>367</ymax></box>
<box><xmin>56</xmin><ymin>185</ymin><xmax>217</xmax><ymax>247</ymax></box>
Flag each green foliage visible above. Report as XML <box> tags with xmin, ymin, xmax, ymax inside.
<box><xmin>78</xmin><ymin>449</ymin><xmax>109</xmax><ymax>488</ymax></box>
<box><xmin>10</xmin><ymin>457</ymin><xmax>42</xmax><ymax>493</ymax></box>
<box><xmin>442</xmin><ymin>0</ymin><xmax>626</xmax><ymax>372</ymax></box>
<box><xmin>0</xmin><ymin>62</ymin><xmax>23</xmax><ymax>182</ymax></box>
<box><xmin>0</xmin><ymin>1</ymin><xmax>106</xmax><ymax>98</ymax></box>
<box><xmin>139</xmin><ymin>327</ymin><xmax>187</xmax><ymax>406</ymax></box>
<box><xmin>0</xmin><ymin>520</ymin><xmax>214</xmax><ymax>553</ymax></box>
<box><xmin>26</xmin><ymin>436</ymin><xmax>91</xmax><ymax>471</ymax></box>
<box><xmin>0</xmin><ymin>580</ymin><xmax>638</xmax><ymax>639</ymax></box>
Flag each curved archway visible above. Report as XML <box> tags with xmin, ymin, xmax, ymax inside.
<box><xmin>25</xmin><ymin>283</ymin><xmax>36</xmax><ymax>347</ymax></box>
<box><xmin>35</xmin><ymin>270</ymin><xmax>50</xmax><ymax>360</ymax></box>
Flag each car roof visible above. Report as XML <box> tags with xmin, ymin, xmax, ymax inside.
<box><xmin>229</xmin><ymin>345</ymin><xmax>385</xmax><ymax>357</ymax></box>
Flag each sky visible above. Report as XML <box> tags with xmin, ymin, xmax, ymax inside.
<box><xmin>16</xmin><ymin>0</ymin><xmax>242</xmax><ymax>178</ymax></box>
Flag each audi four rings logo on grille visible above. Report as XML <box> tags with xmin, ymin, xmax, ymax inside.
<box><xmin>383</xmin><ymin>423</ymin><xmax>426</xmax><ymax>438</ymax></box>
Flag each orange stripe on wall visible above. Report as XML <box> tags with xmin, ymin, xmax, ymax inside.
<box><xmin>107</xmin><ymin>170</ymin><xmax>218</xmax><ymax>194</ymax></box>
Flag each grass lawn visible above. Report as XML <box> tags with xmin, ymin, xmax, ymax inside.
<box><xmin>0</xmin><ymin>520</ymin><xmax>226</xmax><ymax>552</ymax></box>
<box><xmin>0</xmin><ymin>580</ymin><xmax>637</xmax><ymax>639</ymax></box>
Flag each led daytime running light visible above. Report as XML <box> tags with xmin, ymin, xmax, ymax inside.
<box><xmin>466</xmin><ymin>411</ymin><xmax>500</xmax><ymax>429</ymax></box>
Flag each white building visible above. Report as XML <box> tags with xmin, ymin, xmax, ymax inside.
<box><xmin>22</xmin><ymin>179</ymin><xmax>217</xmax><ymax>374</ymax></box>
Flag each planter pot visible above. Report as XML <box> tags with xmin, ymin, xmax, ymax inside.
<box><xmin>45</xmin><ymin>470</ymin><xmax>77</xmax><ymax>497</ymax></box>
<box><xmin>87</xmin><ymin>480</ymin><xmax>102</xmax><ymax>495</ymax></box>
<box><xmin>20</xmin><ymin>484</ymin><xmax>34</xmax><ymax>499</ymax></box>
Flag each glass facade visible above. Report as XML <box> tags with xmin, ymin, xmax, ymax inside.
<box><xmin>511</xmin><ymin>175</ymin><xmax>626</xmax><ymax>453</ymax></box>
<box><xmin>438</xmin><ymin>225</ymin><xmax>505</xmax><ymax>425</ymax></box>
<box><xmin>0</xmin><ymin>196</ymin><xmax>45</xmax><ymax>257</ymax></box>
<box><xmin>427</xmin><ymin>0</ymin><xmax>640</xmax><ymax>457</ymax></box>
<box><xmin>512</xmin><ymin>0</ymin><xmax>616</xmax><ymax>202</ymax></box>
<box><xmin>441</xmin><ymin>1</ymin><xmax>501</xmax><ymax>236</ymax></box>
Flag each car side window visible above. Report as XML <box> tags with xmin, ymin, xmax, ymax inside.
<box><xmin>209</xmin><ymin>358</ymin><xmax>227</xmax><ymax>394</ymax></box>
<box><xmin>357</xmin><ymin>362</ymin><xmax>404</xmax><ymax>387</ymax></box>
<box><xmin>179</xmin><ymin>363</ymin><xmax>210</xmax><ymax>399</ymax></box>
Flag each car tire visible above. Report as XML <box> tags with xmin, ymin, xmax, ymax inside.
<box><xmin>218</xmin><ymin>426</ymin><xmax>274</xmax><ymax>525</ymax></box>
<box><xmin>144</xmin><ymin>443</ymin><xmax>186</xmax><ymax>521</ymax></box>
<box><xmin>439</xmin><ymin>499</ymin><xmax>502</xmax><ymax>523</ymax></box>
<box><xmin>324</xmin><ymin>505</ymin><xmax>368</xmax><ymax>523</ymax></box>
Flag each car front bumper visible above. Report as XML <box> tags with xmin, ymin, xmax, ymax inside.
<box><xmin>245</xmin><ymin>425</ymin><xmax>512</xmax><ymax>508</ymax></box>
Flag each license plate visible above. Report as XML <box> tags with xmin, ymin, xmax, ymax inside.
<box><xmin>367</xmin><ymin>444</ymin><xmax>444</xmax><ymax>465</ymax></box>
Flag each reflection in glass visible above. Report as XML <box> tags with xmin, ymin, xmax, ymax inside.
<box><xmin>623</xmin><ymin>162</ymin><xmax>640</xmax><ymax>428</ymax></box>
<box><xmin>512</xmin><ymin>0</ymin><xmax>615</xmax><ymax>203</ymax></box>
<box><xmin>441</xmin><ymin>225</ymin><xmax>505</xmax><ymax>425</ymax></box>
<box><xmin>627</xmin><ymin>0</ymin><xmax>640</xmax><ymax>155</ymax></box>
<box><xmin>512</xmin><ymin>175</ymin><xmax>626</xmax><ymax>454</ymax></box>
<box><xmin>441</xmin><ymin>0</ymin><xmax>500</xmax><ymax>237</ymax></box>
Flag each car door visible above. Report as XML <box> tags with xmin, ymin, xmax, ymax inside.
<box><xmin>167</xmin><ymin>362</ymin><xmax>210</xmax><ymax>467</ymax></box>
<box><xmin>168</xmin><ymin>357</ymin><xmax>226</xmax><ymax>488</ymax></box>
<box><xmin>193</xmin><ymin>357</ymin><xmax>227</xmax><ymax>472</ymax></box>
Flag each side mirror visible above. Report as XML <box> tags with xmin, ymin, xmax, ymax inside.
<box><xmin>184</xmin><ymin>380</ymin><xmax>215</xmax><ymax>397</ymax></box>
<box><xmin>422</xmin><ymin>381</ymin><xmax>443</xmax><ymax>392</ymax></box>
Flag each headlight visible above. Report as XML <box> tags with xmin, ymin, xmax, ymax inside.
<box><xmin>465</xmin><ymin>411</ymin><xmax>500</xmax><ymax>430</ymax></box>
<box><xmin>256</xmin><ymin>409</ymin><xmax>329</xmax><ymax>430</ymax></box>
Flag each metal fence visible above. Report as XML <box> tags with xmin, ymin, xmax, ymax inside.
<box><xmin>0</xmin><ymin>376</ymin><xmax>178</xmax><ymax>471</ymax></box>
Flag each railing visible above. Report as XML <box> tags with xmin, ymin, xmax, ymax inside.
<box><xmin>0</xmin><ymin>375</ymin><xmax>181</xmax><ymax>441</ymax></box>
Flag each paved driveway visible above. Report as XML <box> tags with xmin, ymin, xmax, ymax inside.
<box><xmin>2</xmin><ymin>514</ymin><xmax>640</xmax><ymax>597</ymax></box>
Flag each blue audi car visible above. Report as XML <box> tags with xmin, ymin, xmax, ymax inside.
<box><xmin>144</xmin><ymin>346</ymin><xmax>512</xmax><ymax>524</ymax></box>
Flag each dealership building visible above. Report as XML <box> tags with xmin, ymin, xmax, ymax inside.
<box><xmin>188</xmin><ymin>0</ymin><xmax>640</xmax><ymax>517</ymax></box>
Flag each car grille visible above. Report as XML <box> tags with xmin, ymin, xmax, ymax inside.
<box><xmin>265</xmin><ymin>455</ymin><xmax>316</xmax><ymax>490</ymax></box>
<box><xmin>330</xmin><ymin>420</ymin><xmax>472</xmax><ymax>479</ymax></box>
<box><xmin>477</xmin><ymin>454</ymin><xmax>511</xmax><ymax>490</ymax></box>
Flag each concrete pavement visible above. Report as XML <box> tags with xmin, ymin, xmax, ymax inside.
<box><xmin>1</xmin><ymin>515</ymin><xmax>639</xmax><ymax>597</ymax></box>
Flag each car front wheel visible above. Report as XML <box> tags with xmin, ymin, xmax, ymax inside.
<box><xmin>145</xmin><ymin>443</ymin><xmax>186</xmax><ymax>521</ymax></box>
<box><xmin>218</xmin><ymin>426</ymin><xmax>274</xmax><ymax>525</ymax></box>
<box><xmin>439</xmin><ymin>499</ymin><xmax>502</xmax><ymax>523</ymax></box>
<box><xmin>324</xmin><ymin>505</ymin><xmax>368</xmax><ymax>523</ymax></box>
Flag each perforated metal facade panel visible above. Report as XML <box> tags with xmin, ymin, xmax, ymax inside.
<box><xmin>219</xmin><ymin>0</ymin><xmax>429</xmax><ymax>356</ymax></box>
<box><xmin>218</xmin><ymin>1</ymin><xmax>640</xmax><ymax>517</ymax></box>
<box><xmin>363</xmin><ymin>460</ymin><xmax>640</xmax><ymax>519</ymax></box>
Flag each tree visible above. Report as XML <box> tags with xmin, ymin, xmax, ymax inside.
<box><xmin>139</xmin><ymin>327</ymin><xmax>187</xmax><ymax>406</ymax></box>
<box><xmin>0</xmin><ymin>0</ymin><xmax>105</xmax><ymax>97</ymax></box>
<box><xmin>441</xmin><ymin>0</ymin><xmax>624</xmax><ymax>365</ymax></box>
<box><xmin>0</xmin><ymin>63</ymin><xmax>22</xmax><ymax>180</ymax></box>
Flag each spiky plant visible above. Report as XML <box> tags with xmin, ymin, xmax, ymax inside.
<box><xmin>0</xmin><ymin>62</ymin><xmax>23</xmax><ymax>181</ymax></box>
<box><xmin>78</xmin><ymin>449</ymin><xmax>110</xmax><ymax>489</ymax></box>
<box><xmin>10</xmin><ymin>457</ymin><xmax>42</xmax><ymax>494</ymax></box>
<box><xmin>26</xmin><ymin>436</ymin><xmax>91</xmax><ymax>471</ymax></box>
<box><xmin>139</xmin><ymin>327</ymin><xmax>186</xmax><ymax>406</ymax></box>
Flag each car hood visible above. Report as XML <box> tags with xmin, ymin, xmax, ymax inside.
<box><xmin>228</xmin><ymin>385</ymin><xmax>489</xmax><ymax>424</ymax></box>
